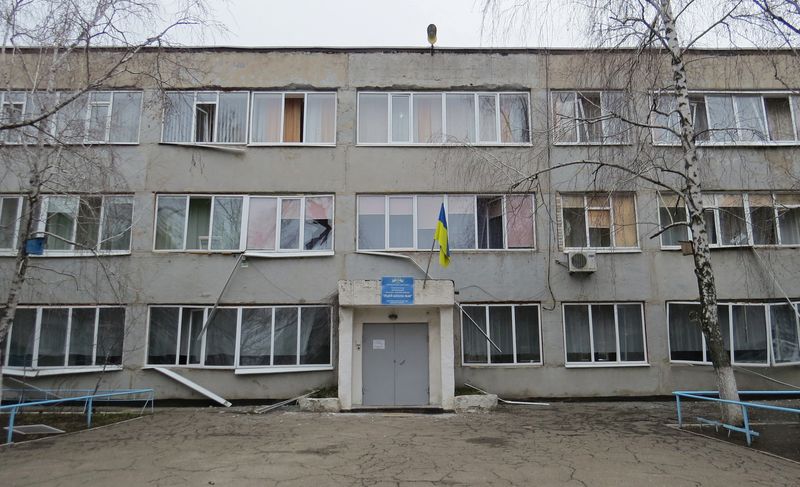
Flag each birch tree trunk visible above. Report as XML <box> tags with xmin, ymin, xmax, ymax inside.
<box><xmin>660</xmin><ymin>0</ymin><xmax>743</xmax><ymax>425</ymax></box>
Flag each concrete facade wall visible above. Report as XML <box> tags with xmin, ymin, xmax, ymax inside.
<box><xmin>2</xmin><ymin>48</ymin><xmax>799</xmax><ymax>400</ymax></box>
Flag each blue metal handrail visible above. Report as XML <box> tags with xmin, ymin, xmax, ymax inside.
<box><xmin>673</xmin><ymin>390</ymin><xmax>800</xmax><ymax>446</ymax></box>
<box><xmin>1</xmin><ymin>388</ymin><xmax>155</xmax><ymax>445</ymax></box>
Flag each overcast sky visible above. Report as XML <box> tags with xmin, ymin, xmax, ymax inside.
<box><xmin>197</xmin><ymin>0</ymin><xmax>580</xmax><ymax>48</ymax></box>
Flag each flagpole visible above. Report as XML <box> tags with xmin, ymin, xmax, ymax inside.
<box><xmin>422</xmin><ymin>235</ymin><xmax>435</xmax><ymax>288</ymax></box>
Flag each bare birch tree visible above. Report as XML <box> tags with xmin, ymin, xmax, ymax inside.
<box><xmin>481</xmin><ymin>0</ymin><xmax>800</xmax><ymax>424</ymax></box>
<box><xmin>0</xmin><ymin>0</ymin><xmax>219</xmax><ymax>401</ymax></box>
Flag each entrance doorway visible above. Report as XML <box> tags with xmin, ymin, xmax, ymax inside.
<box><xmin>362</xmin><ymin>323</ymin><xmax>429</xmax><ymax>406</ymax></box>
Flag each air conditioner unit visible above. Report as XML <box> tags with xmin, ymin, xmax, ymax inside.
<box><xmin>567</xmin><ymin>250</ymin><xmax>597</xmax><ymax>273</ymax></box>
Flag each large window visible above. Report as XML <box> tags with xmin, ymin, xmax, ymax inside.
<box><xmin>146</xmin><ymin>305</ymin><xmax>332</xmax><ymax>369</ymax></box>
<box><xmin>560</xmin><ymin>193</ymin><xmax>638</xmax><ymax>250</ymax></box>
<box><xmin>154</xmin><ymin>194</ymin><xmax>333</xmax><ymax>254</ymax></box>
<box><xmin>552</xmin><ymin>91</ymin><xmax>630</xmax><ymax>144</ymax></box>
<box><xmin>357</xmin><ymin>92</ymin><xmax>530</xmax><ymax>145</ymax></box>
<box><xmin>563</xmin><ymin>303</ymin><xmax>647</xmax><ymax>366</ymax></box>
<box><xmin>37</xmin><ymin>195</ymin><xmax>134</xmax><ymax>255</ymax></box>
<box><xmin>658</xmin><ymin>192</ymin><xmax>800</xmax><ymax>248</ymax></box>
<box><xmin>357</xmin><ymin>194</ymin><xmax>534</xmax><ymax>251</ymax></box>
<box><xmin>668</xmin><ymin>302</ymin><xmax>800</xmax><ymax>366</ymax></box>
<box><xmin>1</xmin><ymin>90</ymin><xmax>142</xmax><ymax>145</ymax></box>
<box><xmin>653</xmin><ymin>93</ymin><xmax>800</xmax><ymax>145</ymax></box>
<box><xmin>5</xmin><ymin>306</ymin><xmax>125</xmax><ymax>369</ymax></box>
<box><xmin>250</xmin><ymin>92</ymin><xmax>336</xmax><ymax>144</ymax></box>
<box><xmin>461</xmin><ymin>304</ymin><xmax>541</xmax><ymax>365</ymax></box>
<box><xmin>0</xmin><ymin>196</ymin><xmax>23</xmax><ymax>253</ymax></box>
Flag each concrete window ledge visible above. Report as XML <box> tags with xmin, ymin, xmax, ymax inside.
<box><xmin>298</xmin><ymin>397</ymin><xmax>341</xmax><ymax>412</ymax></box>
<box><xmin>454</xmin><ymin>394</ymin><xmax>498</xmax><ymax>412</ymax></box>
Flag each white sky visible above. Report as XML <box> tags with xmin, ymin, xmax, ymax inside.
<box><xmin>194</xmin><ymin>0</ymin><xmax>580</xmax><ymax>48</ymax></box>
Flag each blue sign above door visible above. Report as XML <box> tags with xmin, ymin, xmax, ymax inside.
<box><xmin>381</xmin><ymin>277</ymin><xmax>414</xmax><ymax>305</ymax></box>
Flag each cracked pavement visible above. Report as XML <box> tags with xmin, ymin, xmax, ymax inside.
<box><xmin>1</xmin><ymin>401</ymin><xmax>799</xmax><ymax>486</ymax></box>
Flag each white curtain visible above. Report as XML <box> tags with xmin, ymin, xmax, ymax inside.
<box><xmin>358</xmin><ymin>93</ymin><xmax>388</xmax><ymax>143</ymax></box>
<box><xmin>162</xmin><ymin>92</ymin><xmax>193</xmax><ymax>143</ymax></box>
<box><xmin>306</xmin><ymin>93</ymin><xmax>336</xmax><ymax>143</ymax></box>
<box><xmin>445</xmin><ymin>94</ymin><xmax>476</xmax><ymax>143</ymax></box>
<box><xmin>217</xmin><ymin>92</ymin><xmax>248</xmax><ymax>143</ymax></box>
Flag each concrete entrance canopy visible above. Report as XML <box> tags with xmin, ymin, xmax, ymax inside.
<box><xmin>337</xmin><ymin>279</ymin><xmax>455</xmax><ymax>411</ymax></box>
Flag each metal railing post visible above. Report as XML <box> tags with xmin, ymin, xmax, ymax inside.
<box><xmin>742</xmin><ymin>405</ymin><xmax>751</xmax><ymax>446</ymax></box>
<box><xmin>86</xmin><ymin>397</ymin><xmax>93</xmax><ymax>428</ymax></box>
<box><xmin>7</xmin><ymin>407</ymin><xmax>17</xmax><ymax>444</ymax></box>
<box><xmin>676</xmin><ymin>395</ymin><xmax>683</xmax><ymax>427</ymax></box>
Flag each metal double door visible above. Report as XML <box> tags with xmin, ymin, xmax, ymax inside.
<box><xmin>362</xmin><ymin>323</ymin><xmax>429</xmax><ymax>406</ymax></box>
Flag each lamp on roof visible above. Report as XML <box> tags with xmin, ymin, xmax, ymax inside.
<box><xmin>427</xmin><ymin>24</ymin><xmax>437</xmax><ymax>56</ymax></box>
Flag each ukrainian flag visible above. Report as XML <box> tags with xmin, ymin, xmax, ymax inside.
<box><xmin>434</xmin><ymin>203</ymin><xmax>450</xmax><ymax>267</ymax></box>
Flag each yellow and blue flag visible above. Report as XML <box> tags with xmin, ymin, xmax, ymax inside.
<box><xmin>434</xmin><ymin>203</ymin><xmax>450</xmax><ymax>267</ymax></box>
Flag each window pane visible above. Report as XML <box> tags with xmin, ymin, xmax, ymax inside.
<box><xmin>211</xmin><ymin>197</ymin><xmax>243</xmax><ymax>250</ymax></box>
<box><xmin>274</xmin><ymin>307</ymin><xmax>298</xmax><ymax>365</ymax></box>
<box><xmin>100</xmin><ymin>196</ymin><xmax>133</xmax><ymax>251</ymax></box>
<box><xmin>506</xmin><ymin>195</ymin><xmax>534</xmax><ymax>248</ymax></box>
<box><xmin>477</xmin><ymin>196</ymin><xmax>503</xmax><ymax>249</ymax></box>
<box><xmin>448</xmin><ymin>195</ymin><xmax>476</xmax><ymax>250</ymax></box>
<box><xmin>749</xmin><ymin>199</ymin><xmax>776</xmax><ymax>245</ymax></box>
<box><xmin>462</xmin><ymin>306</ymin><xmax>487</xmax><ymax>364</ymax></box>
<box><xmin>732</xmin><ymin>305</ymin><xmax>768</xmax><ymax>364</ymax></box>
<box><xmin>163</xmin><ymin>92</ymin><xmax>194</xmax><ymax>143</ymax></box>
<box><xmin>690</xmin><ymin>96</ymin><xmax>710</xmax><ymax>142</ymax></box>
<box><xmin>577</xmin><ymin>93</ymin><xmax>602</xmax><ymax>142</ymax></box>
<box><xmin>562</xmin><ymin>197</ymin><xmax>587</xmax><ymax>248</ymax></box>
<box><xmin>770</xmin><ymin>304</ymin><xmax>800</xmax><ymax>364</ymax></box>
<box><xmin>777</xmin><ymin>206</ymin><xmax>800</xmax><ymax>245</ymax></box>
<box><xmin>618</xmin><ymin>304</ymin><xmax>645</xmax><ymax>362</ymax></box>
<box><xmin>304</xmin><ymin>196</ymin><xmax>333</xmax><ymax>251</ymax></box>
<box><xmin>389</xmin><ymin>196</ymin><xmax>414</xmax><ymax>248</ymax></box>
<box><xmin>660</xmin><ymin>203</ymin><xmax>688</xmax><ymax>246</ymax></box>
<box><xmin>652</xmin><ymin>96</ymin><xmax>680</xmax><ymax>144</ymax></box>
<box><xmin>217</xmin><ymin>92</ymin><xmax>248</xmax><ymax>143</ymax></box>
<box><xmin>186</xmin><ymin>197</ymin><xmax>212</xmax><ymax>250</ymax></box>
<box><xmin>8</xmin><ymin>309</ymin><xmax>36</xmax><ymax>367</ymax></box>
<box><xmin>284</xmin><ymin>97</ymin><xmax>303</xmax><ymax>142</ymax></box>
<box><xmin>155</xmin><ymin>196</ymin><xmax>187</xmax><ymax>250</ymax></box>
<box><xmin>601</xmin><ymin>92</ymin><xmax>628</xmax><ymax>143</ymax></box>
<box><xmin>588</xmin><ymin>209</ymin><xmax>611</xmax><ymax>247</ymax></box>
<box><xmin>489</xmin><ymin>306</ymin><xmax>514</xmax><ymax>363</ymax></box>
<box><xmin>148</xmin><ymin>307</ymin><xmax>178</xmax><ymax>364</ymax></box>
<box><xmin>240</xmin><ymin>308</ymin><xmax>272</xmax><ymax>366</ymax></box>
<box><xmin>358</xmin><ymin>196</ymin><xmax>386</xmax><ymax>249</ymax></box>
<box><xmin>478</xmin><ymin>95</ymin><xmax>497</xmax><ymax>143</ymax></box>
<box><xmin>0</xmin><ymin>197</ymin><xmax>20</xmax><ymax>249</ymax></box>
<box><xmin>391</xmin><ymin>94</ymin><xmax>410</xmax><ymax>142</ymax></box>
<box><xmin>564</xmin><ymin>305</ymin><xmax>591</xmax><ymax>362</ymax></box>
<box><xmin>195</xmin><ymin>101</ymin><xmax>216</xmax><ymax>143</ymax></box>
<box><xmin>68</xmin><ymin>308</ymin><xmax>96</xmax><ymax>366</ymax></box>
<box><xmin>251</xmin><ymin>93</ymin><xmax>282</xmax><ymax>143</ymax></box>
<box><xmin>45</xmin><ymin>196</ymin><xmax>78</xmax><ymax>251</ymax></box>
<box><xmin>553</xmin><ymin>92</ymin><xmax>577</xmax><ymax>143</ymax></box>
<box><xmin>765</xmin><ymin>97</ymin><xmax>794</xmax><ymax>141</ymax></box>
<box><xmin>499</xmin><ymin>94</ymin><xmax>529</xmax><ymax>143</ymax></box>
<box><xmin>39</xmin><ymin>308</ymin><xmax>69</xmax><ymax>366</ymax></box>
<box><xmin>612</xmin><ymin>194</ymin><xmax>637</xmax><ymax>247</ymax></box>
<box><xmin>86</xmin><ymin>98</ymin><xmax>110</xmax><ymax>142</ymax></box>
<box><xmin>668</xmin><ymin>303</ymin><xmax>704</xmax><ymax>362</ymax></box>
<box><xmin>109</xmin><ymin>92</ymin><xmax>142</xmax><ymax>143</ymax></box>
<box><xmin>179</xmin><ymin>308</ymin><xmax>203</xmax><ymax>365</ymax></box>
<box><xmin>735</xmin><ymin>95</ymin><xmax>767</xmax><ymax>141</ymax></box>
<box><xmin>718</xmin><ymin>195</ymin><xmax>747</xmax><ymax>245</ymax></box>
<box><xmin>299</xmin><ymin>307</ymin><xmax>331</xmax><ymax>365</ymax></box>
<box><xmin>514</xmin><ymin>306</ymin><xmax>540</xmax><ymax>363</ymax></box>
<box><xmin>280</xmin><ymin>199</ymin><xmax>301</xmax><ymax>250</ymax></box>
<box><xmin>706</xmin><ymin>95</ymin><xmax>738</xmax><ymax>143</ymax></box>
<box><xmin>247</xmin><ymin>197</ymin><xmax>277</xmax><ymax>250</ymax></box>
<box><xmin>58</xmin><ymin>93</ymin><xmax>88</xmax><ymax>143</ymax></box>
<box><xmin>416</xmin><ymin>195</ymin><xmax>443</xmax><ymax>249</ymax></box>
<box><xmin>97</xmin><ymin>308</ymin><xmax>124</xmax><ymax>365</ymax></box>
<box><xmin>591</xmin><ymin>305</ymin><xmax>617</xmax><ymax>362</ymax></box>
<box><xmin>720</xmin><ymin>305</ymin><xmax>731</xmax><ymax>355</ymax></box>
<box><xmin>204</xmin><ymin>309</ymin><xmax>237</xmax><ymax>366</ymax></box>
<box><xmin>306</xmin><ymin>93</ymin><xmax>336</xmax><ymax>143</ymax></box>
<box><xmin>413</xmin><ymin>94</ymin><xmax>443</xmax><ymax>143</ymax></box>
<box><xmin>445</xmin><ymin>94</ymin><xmax>476</xmax><ymax>143</ymax></box>
<box><xmin>704</xmin><ymin>208</ymin><xmax>718</xmax><ymax>245</ymax></box>
<box><xmin>358</xmin><ymin>93</ymin><xmax>388</xmax><ymax>143</ymax></box>
<box><xmin>75</xmin><ymin>196</ymin><xmax>102</xmax><ymax>250</ymax></box>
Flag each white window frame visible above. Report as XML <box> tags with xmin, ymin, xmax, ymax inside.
<box><xmin>562</xmin><ymin>302</ymin><xmax>649</xmax><ymax>368</ymax></box>
<box><xmin>153</xmin><ymin>194</ymin><xmax>335</xmax><ymax>256</ymax></box>
<box><xmin>652</xmin><ymin>91</ymin><xmax>800</xmax><ymax>147</ymax></box>
<box><xmin>551</xmin><ymin>90</ymin><xmax>630</xmax><ymax>146</ymax></box>
<box><xmin>460</xmin><ymin>303</ymin><xmax>543</xmax><ymax>367</ymax></box>
<box><xmin>356</xmin><ymin>91</ymin><xmax>532</xmax><ymax>146</ymax></box>
<box><xmin>160</xmin><ymin>90</ymin><xmax>251</xmax><ymax>146</ymax></box>
<box><xmin>248</xmin><ymin>91</ymin><xmax>337</xmax><ymax>146</ymax></box>
<box><xmin>0</xmin><ymin>91</ymin><xmax>27</xmax><ymax>144</ymax></box>
<box><xmin>143</xmin><ymin>305</ymin><xmax>333</xmax><ymax>372</ymax></box>
<box><xmin>4</xmin><ymin>305</ymin><xmax>126</xmax><ymax>374</ymax></box>
<box><xmin>36</xmin><ymin>194</ymin><xmax>135</xmax><ymax>257</ymax></box>
<box><xmin>658</xmin><ymin>192</ymin><xmax>800</xmax><ymax>250</ymax></box>
<box><xmin>666</xmin><ymin>301</ymin><xmax>792</xmax><ymax>367</ymax></box>
<box><xmin>559</xmin><ymin>193</ymin><xmax>640</xmax><ymax>252</ymax></box>
<box><xmin>355</xmin><ymin>194</ymin><xmax>536</xmax><ymax>252</ymax></box>
<box><xmin>0</xmin><ymin>195</ymin><xmax>24</xmax><ymax>256</ymax></box>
